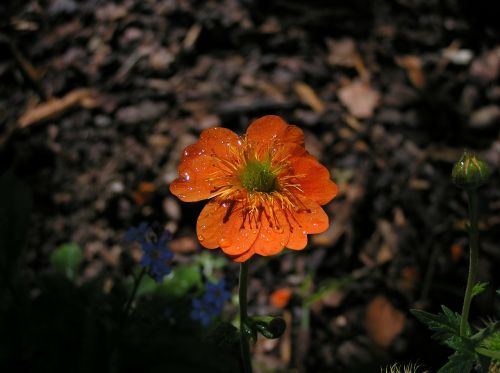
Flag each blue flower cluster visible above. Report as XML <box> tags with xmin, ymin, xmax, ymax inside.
<box><xmin>191</xmin><ymin>279</ymin><xmax>231</xmax><ymax>326</ymax></box>
<box><xmin>125</xmin><ymin>223</ymin><xmax>173</xmax><ymax>283</ymax></box>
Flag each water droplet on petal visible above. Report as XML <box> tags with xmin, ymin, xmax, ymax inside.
<box><xmin>198</xmin><ymin>234</ymin><xmax>205</xmax><ymax>242</ymax></box>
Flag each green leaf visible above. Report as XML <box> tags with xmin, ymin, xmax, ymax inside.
<box><xmin>50</xmin><ymin>243</ymin><xmax>82</xmax><ymax>280</ymax></box>
<box><xmin>196</xmin><ymin>252</ymin><xmax>227</xmax><ymax>281</ymax></box>
<box><xmin>472</xmin><ymin>321</ymin><xmax>500</xmax><ymax>346</ymax></box>
<box><xmin>438</xmin><ymin>350</ymin><xmax>475</xmax><ymax>373</ymax></box>
<box><xmin>411</xmin><ymin>305</ymin><xmax>462</xmax><ymax>342</ymax></box>
<box><xmin>156</xmin><ymin>265</ymin><xmax>201</xmax><ymax>297</ymax></box>
<box><xmin>480</xmin><ymin>331</ymin><xmax>500</xmax><ymax>353</ymax></box>
<box><xmin>472</xmin><ymin>282</ymin><xmax>488</xmax><ymax>298</ymax></box>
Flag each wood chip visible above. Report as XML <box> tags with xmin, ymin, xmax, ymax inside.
<box><xmin>293</xmin><ymin>82</ymin><xmax>325</xmax><ymax>113</ymax></box>
<box><xmin>18</xmin><ymin>88</ymin><xmax>93</xmax><ymax>128</ymax></box>
<box><xmin>183</xmin><ymin>24</ymin><xmax>202</xmax><ymax>51</ymax></box>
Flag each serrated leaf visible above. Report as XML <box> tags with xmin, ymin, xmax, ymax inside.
<box><xmin>472</xmin><ymin>322</ymin><xmax>500</xmax><ymax>345</ymax></box>
<box><xmin>472</xmin><ymin>282</ymin><xmax>488</xmax><ymax>298</ymax></box>
<box><xmin>438</xmin><ymin>350</ymin><xmax>475</xmax><ymax>373</ymax></box>
<box><xmin>50</xmin><ymin>243</ymin><xmax>82</xmax><ymax>280</ymax></box>
<box><xmin>480</xmin><ymin>331</ymin><xmax>500</xmax><ymax>352</ymax></box>
<box><xmin>411</xmin><ymin>305</ymin><xmax>461</xmax><ymax>342</ymax></box>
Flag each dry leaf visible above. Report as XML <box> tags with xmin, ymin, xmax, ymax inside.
<box><xmin>169</xmin><ymin>236</ymin><xmax>198</xmax><ymax>254</ymax></box>
<box><xmin>450</xmin><ymin>244</ymin><xmax>463</xmax><ymax>262</ymax></box>
<box><xmin>326</xmin><ymin>38</ymin><xmax>369</xmax><ymax>81</ymax></box>
<box><xmin>293</xmin><ymin>82</ymin><xmax>325</xmax><ymax>113</ymax></box>
<box><xmin>132</xmin><ymin>181</ymin><xmax>156</xmax><ymax>205</ymax></box>
<box><xmin>18</xmin><ymin>89</ymin><xmax>93</xmax><ymax>128</ymax></box>
<box><xmin>338</xmin><ymin>80</ymin><xmax>380</xmax><ymax>119</ymax></box>
<box><xmin>396</xmin><ymin>55</ymin><xmax>426</xmax><ymax>88</ymax></box>
<box><xmin>364</xmin><ymin>296</ymin><xmax>405</xmax><ymax>348</ymax></box>
<box><xmin>326</xmin><ymin>38</ymin><xmax>357</xmax><ymax>67</ymax></box>
<box><xmin>398</xmin><ymin>266</ymin><xmax>419</xmax><ymax>291</ymax></box>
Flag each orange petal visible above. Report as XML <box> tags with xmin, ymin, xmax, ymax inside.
<box><xmin>170</xmin><ymin>127</ymin><xmax>241</xmax><ymax>202</ymax></box>
<box><xmin>196</xmin><ymin>200</ymin><xmax>227</xmax><ymax>249</ymax></box>
<box><xmin>290</xmin><ymin>156</ymin><xmax>338</xmax><ymax>205</ymax></box>
<box><xmin>190</xmin><ymin>127</ymin><xmax>241</xmax><ymax>160</ymax></box>
<box><xmin>219</xmin><ymin>203</ymin><xmax>260</xmax><ymax>256</ymax></box>
<box><xmin>251</xmin><ymin>204</ymin><xmax>291</xmax><ymax>257</ymax></box>
<box><xmin>293</xmin><ymin>196</ymin><xmax>329</xmax><ymax>234</ymax></box>
<box><xmin>286</xmin><ymin>221</ymin><xmax>308</xmax><ymax>250</ymax></box>
<box><xmin>169</xmin><ymin>154</ymin><xmax>229</xmax><ymax>202</ymax></box>
<box><xmin>231</xmin><ymin>247</ymin><xmax>255</xmax><ymax>262</ymax></box>
<box><xmin>246</xmin><ymin>115</ymin><xmax>304</xmax><ymax>146</ymax></box>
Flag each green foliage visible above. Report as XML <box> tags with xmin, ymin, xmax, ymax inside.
<box><xmin>439</xmin><ymin>351</ymin><xmax>475</xmax><ymax>373</ymax></box>
<box><xmin>0</xmin><ymin>272</ymin><xmax>239</xmax><ymax>373</ymax></box>
<box><xmin>411</xmin><ymin>307</ymin><xmax>500</xmax><ymax>372</ymax></box>
<box><xmin>196</xmin><ymin>252</ymin><xmax>227</xmax><ymax>281</ymax></box>
<box><xmin>411</xmin><ymin>305</ymin><xmax>462</xmax><ymax>343</ymax></box>
<box><xmin>50</xmin><ymin>243</ymin><xmax>82</xmax><ymax>281</ymax></box>
<box><xmin>482</xmin><ymin>332</ymin><xmax>500</xmax><ymax>353</ymax></box>
<box><xmin>157</xmin><ymin>264</ymin><xmax>202</xmax><ymax>297</ymax></box>
<box><xmin>472</xmin><ymin>282</ymin><xmax>489</xmax><ymax>298</ymax></box>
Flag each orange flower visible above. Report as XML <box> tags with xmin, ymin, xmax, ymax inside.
<box><xmin>169</xmin><ymin>115</ymin><xmax>338</xmax><ymax>262</ymax></box>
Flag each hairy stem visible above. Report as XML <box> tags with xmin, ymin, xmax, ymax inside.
<box><xmin>460</xmin><ymin>190</ymin><xmax>479</xmax><ymax>337</ymax></box>
<box><xmin>239</xmin><ymin>262</ymin><xmax>253</xmax><ymax>373</ymax></box>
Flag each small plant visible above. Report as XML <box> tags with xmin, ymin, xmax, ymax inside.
<box><xmin>411</xmin><ymin>150</ymin><xmax>500</xmax><ymax>372</ymax></box>
<box><xmin>381</xmin><ymin>363</ymin><xmax>429</xmax><ymax>373</ymax></box>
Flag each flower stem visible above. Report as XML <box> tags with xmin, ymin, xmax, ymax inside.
<box><xmin>124</xmin><ymin>267</ymin><xmax>146</xmax><ymax>316</ymax></box>
<box><xmin>460</xmin><ymin>190</ymin><xmax>479</xmax><ymax>337</ymax></box>
<box><xmin>239</xmin><ymin>262</ymin><xmax>253</xmax><ymax>373</ymax></box>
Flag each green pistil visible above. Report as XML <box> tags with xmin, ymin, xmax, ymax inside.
<box><xmin>239</xmin><ymin>160</ymin><xmax>277</xmax><ymax>193</ymax></box>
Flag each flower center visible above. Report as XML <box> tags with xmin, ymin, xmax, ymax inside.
<box><xmin>239</xmin><ymin>159</ymin><xmax>277</xmax><ymax>193</ymax></box>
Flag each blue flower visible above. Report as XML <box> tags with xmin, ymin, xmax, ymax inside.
<box><xmin>191</xmin><ymin>279</ymin><xmax>231</xmax><ymax>326</ymax></box>
<box><xmin>203</xmin><ymin>279</ymin><xmax>231</xmax><ymax>310</ymax></box>
<box><xmin>125</xmin><ymin>223</ymin><xmax>173</xmax><ymax>283</ymax></box>
<box><xmin>191</xmin><ymin>298</ymin><xmax>213</xmax><ymax>326</ymax></box>
<box><xmin>124</xmin><ymin>222</ymin><xmax>149</xmax><ymax>244</ymax></box>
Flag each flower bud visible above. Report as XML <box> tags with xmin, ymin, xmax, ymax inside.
<box><xmin>252</xmin><ymin>316</ymin><xmax>286</xmax><ymax>339</ymax></box>
<box><xmin>451</xmin><ymin>150</ymin><xmax>490</xmax><ymax>189</ymax></box>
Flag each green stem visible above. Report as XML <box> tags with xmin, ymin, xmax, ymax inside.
<box><xmin>239</xmin><ymin>262</ymin><xmax>253</xmax><ymax>373</ymax></box>
<box><xmin>476</xmin><ymin>347</ymin><xmax>500</xmax><ymax>361</ymax></box>
<box><xmin>123</xmin><ymin>267</ymin><xmax>146</xmax><ymax>316</ymax></box>
<box><xmin>460</xmin><ymin>190</ymin><xmax>479</xmax><ymax>337</ymax></box>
